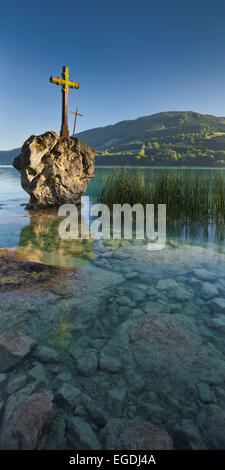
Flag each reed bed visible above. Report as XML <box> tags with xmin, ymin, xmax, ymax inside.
<box><xmin>98</xmin><ymin>169</ymin><xmax>225</xmax><ymax>242</ymax></box>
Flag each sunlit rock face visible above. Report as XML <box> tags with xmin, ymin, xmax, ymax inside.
<box><xmin>13</xmin><ymin>131</ymin><xmax>95</xmax><ymax>210</ymax></box>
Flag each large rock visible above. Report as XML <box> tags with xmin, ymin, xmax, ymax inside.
<box><xmin>0</xmin><ymin>391</ymin><xmax>54</xmax><ymax>449</ymax></box>
<box><xmin>0</xmin><ymin>331</ymin><xmax>37</xmax><ymax>372</ymax></box>
<box><xmin>13</xmin><ymin>131</ymin><xmax>95</xmax><ymax>210</ymax></box>
<box><xmin>101</xmin><ymin>418</ymin><xmax>173</xmax><ymax>450</ymax></box>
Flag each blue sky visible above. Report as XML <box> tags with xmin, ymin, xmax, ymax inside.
<box><xmin>1</xmin><ymin>0</ymin><xmax>225</xmax><ymax>149</ymax></box>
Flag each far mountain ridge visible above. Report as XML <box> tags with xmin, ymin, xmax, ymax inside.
<box><xmin>77</xmin><ymin>111</ymin><xmax>225</xmax><ymax>166</ymax></box>
<box><xmin>1</xmin><ymin>111</ymin><xmax>225</xmax><ymax>166</ymax></box>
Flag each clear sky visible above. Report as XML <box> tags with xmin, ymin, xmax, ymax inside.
<box><xmin>1</xmin><ymin>0</ymin><xmax>225</xmax><ymax>149</ymax></box>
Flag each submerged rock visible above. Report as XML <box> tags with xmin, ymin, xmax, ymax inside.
<box><xmin>173</xmin><ymin>419</ymin><xmax>206</xmax><ymax>450</ymax></box>
<box><xmin>56</xmin><ymin>383</ymin><xmax>81</xmax><ymax>408</ymax></box>
<box><xmin>201</xmin><ymin>282</ymin><xmax>219</xmax><ymax>300</ymax></box>
<box><xmin>13</xmin><ymin>131</ymin><xmax>95</xmax><ymax>210</ymax></box>
<box><xmin>67</xmin><ymin>417</ymin><xmax>102</xmax><ymax>450</ymax></box>
<box><xmin>107</xmin><ymin>388</ymin><xmax>127</xmax><ymax>417</ymax></box>
<box><xmin>192</xmin><ymin>268</ymin><xmax>217</xmax><ymax>282</ymax></box>
<box><xmin>99</xmin><ymin>353</ymin><xmax>122</xmax><ymax>373</ymax></box>
<box><xmin>101</xmin><ymin>418</ymin><xmax>173</xmax><ymax>450</ymax></box>
<box><xmin>7</xmin><ymin>373</ymin><xmax>27</xmax><ymax>395</ymax></box>
<box><xmin>197</xmin><ymin>404</ymin><xmax>225</xmax><ymax>449</ymax></box>
<box><xmin>0</xmin><ymin>391</ymin><xmax>54</xmax><ymax>449</ymax></box>
<box><xmin>76</xmin><ymin>352</ymin><xmax>98</xmax><ymax>376</ymax></box>
<box><xmin>33</xmin><ymin>345</ymin><xmax>58</xmax><ymax>363</ymax></box>
<box><xmin>0</xmin><ymin>331</ymin><xmax>37</xmax><ymax>372</ymax></box>
<box><xmin>209</xmin><ymin>297</ymin><xmax>225</xmax><ymax>314</ymax></box>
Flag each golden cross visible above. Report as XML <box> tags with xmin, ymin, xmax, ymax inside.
<box><xmin>69</xmin><ymin>106</ymin><xmax>84</xmax><ymax>137</ymax></box>
<box><xmin>50</xmin><ymin>66</ymin><xmax>79</xmax><ymax>138</ymax></box>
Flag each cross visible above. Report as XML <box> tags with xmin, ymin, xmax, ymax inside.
<box><xmin>69</xmin><ymin>106</ymin><xmax>84</xmax><ymax>137</ymax></box>
<box><xmin>50</xmin><ymin>66</ymin><xmax>79</xmax><ymax>138</ymax></box>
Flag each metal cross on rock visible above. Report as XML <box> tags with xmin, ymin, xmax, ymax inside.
<box><xmin>50</xmin><ymin>66</ymin><xmax>80</xmax><ymax>138</ymax></box>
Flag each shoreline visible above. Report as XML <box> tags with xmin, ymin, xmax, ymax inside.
<box><xmin>1</xmin><ymin>164</ymin><xmax>225</xmax><ymax>170</ymax></box>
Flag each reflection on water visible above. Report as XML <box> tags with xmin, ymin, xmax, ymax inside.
<box><xmin>14</xmin><ymin>210</ymin><xmax>95</xmax><ymax>268</ymax></box>
<box><xmin>0</xmin><ymin>165</ymin><xmax>225</xmax><ymax>450</ymax></box>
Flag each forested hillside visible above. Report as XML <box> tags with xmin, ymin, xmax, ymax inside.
<box><xmin>77</xmin><ymin>111</ymin><xmax>225</xmax><ymax>166</ymax></box>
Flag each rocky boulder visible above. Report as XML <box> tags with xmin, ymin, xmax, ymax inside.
<box><xmin>13</xmin><ymin>131</ymin><xmax>95</xmax><ymax>210</ymax></box>
<box><xmin>101</xmin><ymin>418</ymin><xmax>173</xmax><ymax>450</ymax></box>
<box><xmin>0</xmin><ymin>391</ymin><xmax>54</xmax><ymax>449</ymax></box>
<box><xmin>0</xmin><ymin>331</ymin><xmax>37</xmax><ymax>372</ymax></box>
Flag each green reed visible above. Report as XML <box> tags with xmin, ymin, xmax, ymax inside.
<box><xmin>98</xmin><ymin>169</ymin><xmax>225</xmax><ymax>242</ymax></box>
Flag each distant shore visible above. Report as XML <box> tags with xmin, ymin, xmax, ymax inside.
<box><xmin>1</xmin><ymin>163</ymin><xmax>225</xmax><ymax>169</ymax></box>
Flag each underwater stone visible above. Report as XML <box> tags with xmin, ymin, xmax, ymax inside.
<box><xmin>124</xmin><ymin>272</ymin><xmax>139</xmax><ymax>280</ymax></box>
<box><xmin>108</xmin><ymin>388</ymin><xmax>127</xmax><ymax>417</ymax></box>
<box><xmin>143</xmin><ymin>300</ymin><xmax>168</xmax><ymax>315</ymax></box>
<box><xmin>156</xmin><ymin>279</ymin><xmax>178</xmax><ymax>290</ymax></box>
<box><xmin>7</xmin><ymin>373</ymin><xmax>27</xmax><ymax>395</ymax></box>
<box><xmin>116</xmin><ymin>296</ymin><xmax>136</xmax><ymax>308</ymax></box>
<box><xmin>125</xmin><ymin>287</ymin><xmax>146</xmax><ymax>303</ymax></box>
<box><xmin>201</xmin><ymin>282</ymin><xmax>219</xmax><ymax>300</ymax></box>
<box><xmin>169</xmin><ymin>303</ymin><xmax>183</xmax><ymax>314</ymax></box>
<box><xmin>0</xmin><ymin>331</ymin><xmax>37</xmax><ymax>372</ymax></box>
<box><xmin>173</xmin><ymin>419</ymin><xmax>206</xmax><ymax>450</ymax></box>
<box><xmin>56</xmin><ymin>383</ymin><xmax>81</xmax><ymax>408</ymax></box>
<box><xmin>168</xmin><ymin>285</ymin><xmax>190</xmax><ymax>302</ymax></box>
<box><xmin>101</xmin><ymin>418</ymin><xmax>173</xmax><ymax>450</ymax></box>
<box><xmin>38</xmin><ymin>415</ymin><xmax>66</xmax><ymax>450</ymax></box>
<box><xmin>74</xmin><ymin>405</ymin><xmax>86</xmax><ymax>417</ymax></box>
<box><xmin>211</xmin><ymin>316</ymin><xmax>225</xmax><ymax>333</ymax></box>
<box><xmin>77</xmin><ymin>352</ymin><xmax>98</xmax><ymax>376</ymax></box>
<box><xmin>0</xmin><ymin>373</ymin><xmax>7</xmax><ymax>385</ymax></box>
<box><xmin>56</xmin><ymin>371</ymin><xmax>72</xmax><ymax>382</ymax></box>
<box><xmin>28</xmin><ymin>363</ymin><xmax>48</xmax><ymax>386</ymax></box>
<box><xmin>83</xmin><ymin>395</ymin><xmax>108</xmax><ymax>427</ymax></box>
<box><xmin>197</xmin><ymin>404</ymin><xmax>225</xmax><ymax>449</ymax></box>
<box><xmin>192</xmin><ymin>268</ymin><xmax>217</xmax><ymax>282</ymax></box>
<box><xmin>197</xmin><ymin>383</ymin><xmax>212</xmax><ymax>403</ymax></box>
<box><xmin>0</xmin><ymin>391</ymin><xmax>54</xmax><ymax>450</ymax></box>
<box><xmin>99</xmin><ymin>353</ymin><xmax>122</xmax><ymax>374</ymax></box>
<box><xmin>208</xmin><ymin>298</ymin><xmax>225</xmax><ymax>314</ymax></box>
<box><xmin>67</xmin><ymin>417</ymin><xmax>102</xmax><ymax>450</ymax></box>
<box><xmin>33</xmin><ymin>345</ymin><xmax>58</xmax><ymax>363</ymax></box>
<box><xmin>13</xmin><ymin>131</ymin><xmax>95</xmax><ymax>210</ymax></box>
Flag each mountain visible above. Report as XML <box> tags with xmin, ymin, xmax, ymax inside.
<box><xmin>0</xmin><ymin>148</ymin><xmax>20</xmax><ymax>165</ymax></box>
<box><xmin>77</xmin><ymin>111</ymin><xmax>225</xmax><ymax>166</ymax></box>
<box><xmin>2</xmin><ymin>112</ymin><xmax>225</xmax><ymax>166</ymax></box>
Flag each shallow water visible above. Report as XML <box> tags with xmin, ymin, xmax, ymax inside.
<box><xmin>0</xmin><ymin>165</ymin><xmax>225</xmax><ymax>450</ymax></box>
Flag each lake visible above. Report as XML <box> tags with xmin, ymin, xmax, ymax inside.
<box><xmin>0</xmin><ymin>165</ymin><xmax>225</xmax><ymax>450</ymax></box>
